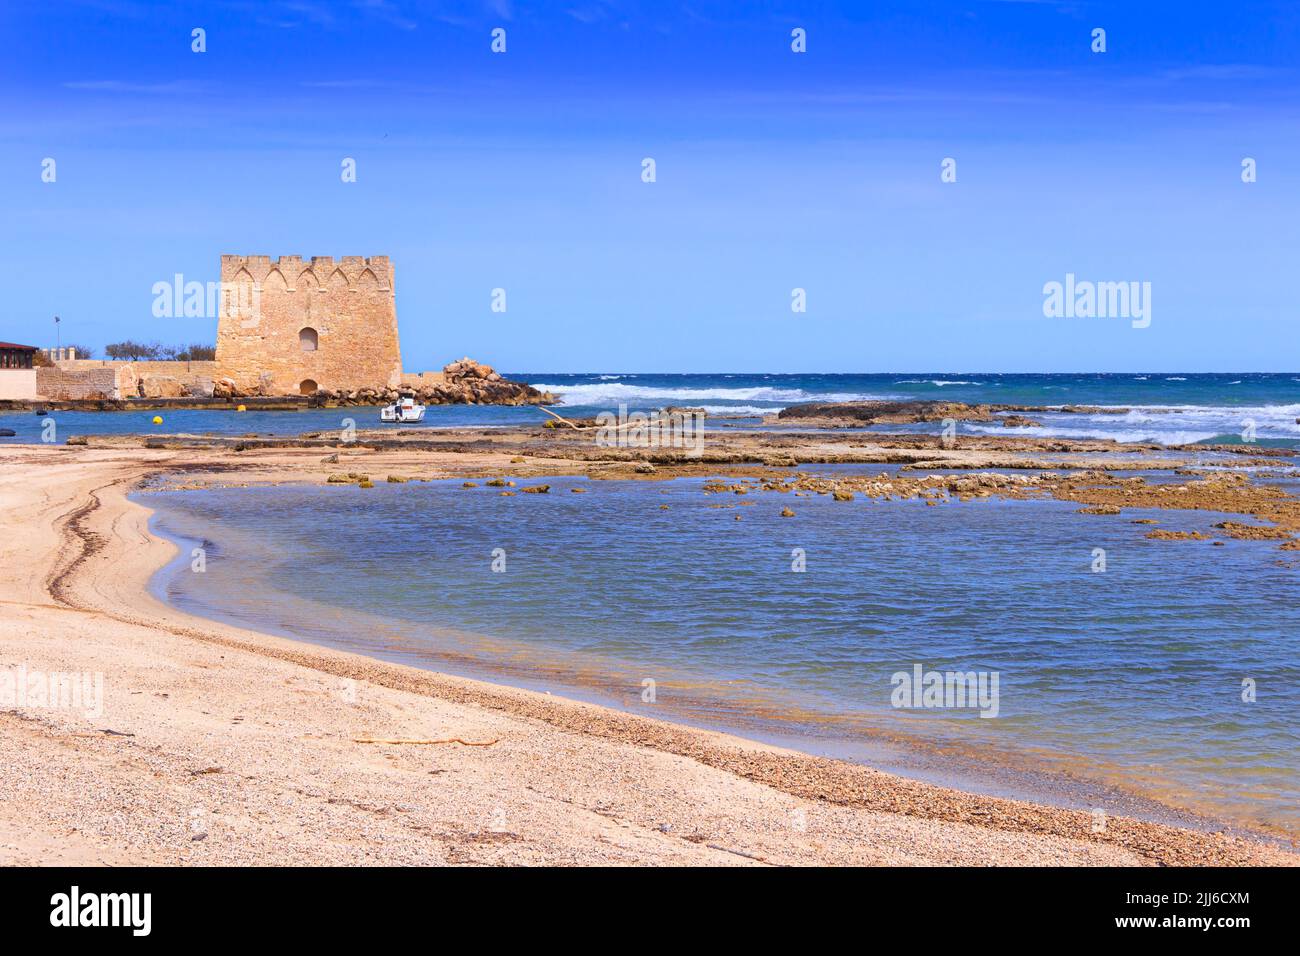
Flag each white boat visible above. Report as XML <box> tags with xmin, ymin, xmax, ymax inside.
<box><xmin>380</xmin><ymin>396</ymin><xmax>426</xmax><ymax>423</ymax></box>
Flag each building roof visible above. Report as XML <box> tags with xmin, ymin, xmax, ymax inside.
<box><xmin>0</xmin><ymin>342</ymin><xmax>37</xmax><ymax>351</ymax></box>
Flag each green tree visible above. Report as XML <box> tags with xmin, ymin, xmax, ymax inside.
<box><xmin>173</xmin><ymin>343</ymin><xmax>216</xmax><ymax>361</ymax></box>
<box><xmin>105</xmin><ymin>340</ymin><xmax>161</xmax><ymax>360</ymax></box>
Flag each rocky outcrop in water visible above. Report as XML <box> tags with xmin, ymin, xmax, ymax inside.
<box><xmin>425</xmin><ymin>358</ymin><xmax>555</xmax><ymax>406</ymax></box>
<box><xmin>310</xmin><ymin>358</ymin><xmax>555</xmax><ymax>407</ymax></box>
<box><xmin>778</xmin><ymin>400</ymin><xmax>1002</xmax><ymax>424</ymax></box>
<box><xmin>779</xmin><ymin>400</ymin><xmax>1094</xmax><ymax>426</ymax></box>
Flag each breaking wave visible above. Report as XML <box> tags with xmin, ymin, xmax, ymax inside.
<box><xmin>963</xmin><ymin>424</ymin><xmax>1222</xmax><ymax>445</ymax></box>
<box><xmin>531</xmin><ymin>381</ymin><xmax>883</xmax><ymax>407</ymax></box>
<box><xmin>894</xmin><ymin>379</ymin><xmax>983</xmax><ymax>387</ymax></box>
<box><xmin>969</xmin><ymin>403</ymin><xmax>1300</xmax><ymax>443</ymax></box>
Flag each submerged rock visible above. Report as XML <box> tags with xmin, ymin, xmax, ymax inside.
<box><xmin>778</xmin><ymin>400</ymin><xmax>1000</xmax><ymax>425</ymax></box>
<box><xmin>1213</xmin><ymin>521</ymin><xmax>1292</xmax><ymax>540</ymax></box>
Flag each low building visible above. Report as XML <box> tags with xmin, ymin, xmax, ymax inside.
<box><xmin>0</xmin><ymin>342</ymin><xmax>38</xmax><ymax>400</ymax></box>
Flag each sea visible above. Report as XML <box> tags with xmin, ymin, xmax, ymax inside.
<box><xmin>4</xmin><ymin>372</ymin><xmax>1300</xmax><ymax>446</ymax></box>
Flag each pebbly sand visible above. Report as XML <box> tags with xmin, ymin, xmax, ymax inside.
<box><xmin>1</xmin><ymin>435</ymin><xmax>1296</xmax><ymax>866</ymax></box>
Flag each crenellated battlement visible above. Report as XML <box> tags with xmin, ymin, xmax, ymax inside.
<box><xmin>220</xmin><ymin>254</ymin><xmax>393</xmax><ymax>291</ymax></box>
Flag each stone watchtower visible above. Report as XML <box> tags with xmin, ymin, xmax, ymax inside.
<box><xmin>215</xmin><ymin>255</ymin><xmax>403</xmax><ymax>396</ymax></box>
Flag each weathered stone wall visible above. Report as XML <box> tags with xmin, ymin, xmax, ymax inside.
<box><xmin>53</xmin><ymin>359</ymin><xmax>119</xmax><ymax>371</ymax></box>
<box><xmin>37</xmin><ymin>366</ymin><xmax>119</xmax><ymax>400</ymax></box>
<box><xmin>128</xmin><ymin>360</ymin><xmax>216</xmax><ymax>398</ymax></box>
<box><xmin>0</xmin><ymin>370</ymin><xmax>38</xmax><ymax>400</ymax></box>
<box><xmin>47</xmin><ymin>360</ymin><xmax>217</xmax><ymax>399</ymax></box>
<box><xmin>57</xmin><ymin>359</ymin><xmax>215</xmax><ymax>378</ymax></box>
<box><xmin>215</xmin><ymin>255</ymin><xmax>402</xmax><ymax>396</ymax></box>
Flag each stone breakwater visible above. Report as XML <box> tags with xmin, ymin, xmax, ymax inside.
<box><xmin>0</xmin><ymin>358</ymin><xmax>555</xmax><ymax>411</ymax></box>
<box><xmin>775</xmin><ymin>400</ymin><xmax>1132</xmax><ymax>426</ymax></box>
<box><xmin>218</xmin><ymin>357</ymin><xmax>556</xmax><ymax>406</ymax></box>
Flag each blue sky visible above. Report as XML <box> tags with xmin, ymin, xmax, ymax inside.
<box><xmin>2</xmin><ymin>0</ymin><xmax>1299</xmax><ymax>372</ymax></box>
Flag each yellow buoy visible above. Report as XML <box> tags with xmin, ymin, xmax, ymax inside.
<box><xmin>152</xmin><ymin>416</ymin><xmax>163</xmax><ymax>425</ymax></box>
<box><xmin>237</xmin><ymin>405</ymin><xmax>247</xmax><ymax>412</ymax></box>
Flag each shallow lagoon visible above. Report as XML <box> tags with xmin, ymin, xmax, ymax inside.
<box><xmin>143</xmin><ymin>473</ymin><xmax>1300</xmax><ymax>835</ymax></box>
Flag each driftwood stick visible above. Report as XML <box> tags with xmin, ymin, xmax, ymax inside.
<box><xmin>353</xmin><ymin>737</ymin><xmax>500</xmax><ymax>747</ymax></box>
<box><xmin>706</xmin><ymin>843</ymin><xmax>769</xmax><ymax>862</ymax></box>
<box><xmin>540</xmin><ymin>405</ymin><xmax>693</xmax><ymax>434</ymax></box>
<box><xmin>539</xmin><ymin>406</ymin><xmax>586</xmax><ymax>429</ymax></box>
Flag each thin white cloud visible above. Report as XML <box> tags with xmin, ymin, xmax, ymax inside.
<box><xmin>354</xmin><ymin>0</ymin><xmax>418</xmax><ymax>31</ymax></box>
<box><xmin>62</xmin><ymin>80</ymin><xmax>197</xmax><ymax>94</ymax></box>
<box><xmin>299</xmin><ymin>79</ymin><xmax>386</xmax><ymax>89</ymax></box>
<box><xmin>1159</xmin><ymin>64</ymin><xmax>1292</xmax><ymax>82</ymax></box>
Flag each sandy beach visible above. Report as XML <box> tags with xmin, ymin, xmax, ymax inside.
<box><xmin>0</xmin><ymin>433</ymin><xmax>1295</xmax><ymax>867</ymax></box>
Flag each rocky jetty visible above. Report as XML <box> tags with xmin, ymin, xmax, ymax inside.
<box><xmin>402</xmin><ymin>358</ymin><xmax>555</xmax><ymax>407</ymax></box>
<box><xmin>216</xmin><ymin>358</ymin><xmax>555</xmax><ymax>406</ymax></box>
<box><xmin>777</xmin><ymin>400</ymin><xmax>1004</xmax><ymax>424</ymax></box>
<box><xmin>778</xmin><ymin>400</ymin><xmax>1109</xmax><ymax>426</ymax></box>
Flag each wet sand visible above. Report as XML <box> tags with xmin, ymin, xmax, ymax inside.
<box><xmin>1</xmin><ymin>433</ymin><xmax>1296</xmax><ymax>865</ymax></box>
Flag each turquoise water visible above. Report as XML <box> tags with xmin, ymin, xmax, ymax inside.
<box><xmin>143</xmin><ymin>473</ymin><xmax>1300</xmax><ymax>835</ymax></box>
<box><xmin>7</xmin><ymin>371</ymin><xmax>1300</xmax><ymax>445</ymax></box>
